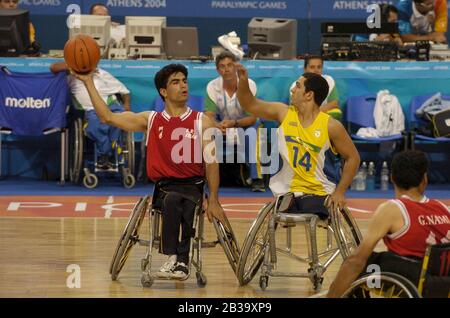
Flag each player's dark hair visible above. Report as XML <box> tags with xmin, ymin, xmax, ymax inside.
<box><xmin>391</xmin><ymin>150</ymin><xmax>428</xmax><ymax>190</ymax></box>
<box><xmin>154</xmin><ymin>64</ymin><xmax>188</xmax><ymax>101</ymax></box>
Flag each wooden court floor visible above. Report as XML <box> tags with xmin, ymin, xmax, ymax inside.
<box><xmin>0</xmin><ymin>195</ymin><xmax>396</xmax><ymax>298</ymax></box>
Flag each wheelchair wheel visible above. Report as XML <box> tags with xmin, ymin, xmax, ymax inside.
<box><xmin>122</xmin><ymin>173</ymin><xmax>136</xmax><ymax>189</ymax></box>
<box><xmin>69</xmin><ymin>118</ymin><xmax>83</xmax><ymax>183</ymax></box>
<box><xmin>331</xmin><ymin>207</ymin><xmax>363</xmax><ymax>259</ymax></box>
<box><xmin>110</xmin><ymin>196</ymin><xmax>150</xmax><ymax>281</ymax></box>
<box><xmin>236</xmin><ymin>202</ymin><xmax>274</xmax><ymax>286</ymax></box>
<box><xmin>342</xmin><ymin>272</ymin><xmax>421</xmax><ymax>298</ymax></box>
<box><xmin>213</xmin><ymin>216</ymin><xmax>241</xmax><ymax>274</ymax></box>
<box><xmin>82</xmin><ymin>173</ymin><xmax>98</xmax><ymax>189</ymax></box>
<box><xmin>122</xmin><ymin>131</ymin><xmax>135</xmax><ymax>176</ymax></box>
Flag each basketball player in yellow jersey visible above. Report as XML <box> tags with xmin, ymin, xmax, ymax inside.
<box><xmin>236</xmin><ymin>64</ymin><xmax>360</xmax><ymax>215</ymax></box>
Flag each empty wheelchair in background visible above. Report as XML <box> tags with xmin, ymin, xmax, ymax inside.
<box><xmin>109</xmin><ymin>183</ymin><xmax>241</xmax><ymax>287</ymax></box>
<box><xmin>237</xmin><ymin>193</ymin><xmax>362</xmax><ymax>291</ymax></box>
<box><xmin>342</xmin><ymin>243</ymin><xmax>450</xmax><ymax>298</ymax></box>
<box><xmin>67</xmin><ymin>101</ymin><xmax>135</xmax><ymax>188</ymax></box>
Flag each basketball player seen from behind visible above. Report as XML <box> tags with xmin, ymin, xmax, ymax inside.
<box><xmin>236</xmin><ymin>63</ymin><xmax>360</xmax><ymax>216</ymax></box>
<box><xmin>71</xmin><ymin>64</ymin><xmax>227</xmax><ymax>278</ymax></box>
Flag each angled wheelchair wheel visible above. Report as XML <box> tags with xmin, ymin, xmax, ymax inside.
<box><xmin>342</xmin><ymin>272</ymin><xmax>421</xmax><ymax>298</ymax></box>
<box><xmin>69</xmin><ymin>118</ymin><xmax>83</xmax><ymax>184</ymax></box>
<box><xmin>110</xmin><ymin>195</ymin><xmax>150</xmax><ymax>281</ymax></box>
<box><xmin>331</xmin><ymin>207</ymin><xmax>363</xmax><ymax>259</ymax></box>
<box><xmin>122</xmin><ymin>131</ymin><xmax>135</xmax><ymax>176</ymax></box>
<box><xmin>236</xmin><ymin>202</ymin><xmax>274</xmax><ymax>286</ymax></box>
<box><xmin>213</xmin><ymin>216</ymin><xmax>241</xmax><ymax>274</ymax></box>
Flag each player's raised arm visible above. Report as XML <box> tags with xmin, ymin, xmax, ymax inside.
<box><xmin>71</xmin><ymin>71</ymin><xmax>149</xmax><ymax>133</ymax></box>
<box><xmin>235</xmin><ymin>63</ymin><xmax>288</xmax><ymax>123</ymax></box>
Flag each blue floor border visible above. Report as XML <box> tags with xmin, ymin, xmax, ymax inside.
<box><xmin>0</xmin><ymin>178</ymin><xmax>449</xmax><ymax>199</ymax></box>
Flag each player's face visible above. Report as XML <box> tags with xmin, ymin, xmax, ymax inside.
<box><xmin>217</xmin><ymin>58</ymin><xmax>237</xmax><ymax>81</ymax></box>
<box><xmin>304</xmin><ymin>59</ymin><xmax>323</xmax><ymax>75</ymax></box>
<box><xmin>387</xmin><ymin>11</ymin><xmax>398</xmax><ymax>23</ymax></box>
<box><xmin>162</xmin><ymin>72</ymin><xmax>189</xmax><ymax>104</ymax></box>
<box><xmin>0</xmin><ymin>0</ymin><xmax>18</xmax><ymax>9</ymax></box>
<box><xmin>291</xmin><ymin>76</ymin><xmax>308</xmax><ymax>107</ymax></box>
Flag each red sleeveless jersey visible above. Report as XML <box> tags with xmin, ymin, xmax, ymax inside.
<box><xmin>383</xmin><ymin>195</ymin><xmax>450</xmax><ymax>258</ymax></box>
<box><xmin>146</xmin><ymin>108</ymin><xmax>204</xmax><ymax>182</ymax></box>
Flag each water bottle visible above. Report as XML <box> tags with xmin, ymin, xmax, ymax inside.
<box><xmin>356</xmin><ymin>162</ymin><xmax>367</xmax><ymax>191</ymax></box>
<box><xmin>366</xmin><ymin>161</ymin><xmax>375</xmax><ymax>191</ymax></box>
<box><xmin>381</xmin><ymin>161</ymin><xmax>389</xmax><ymax>191</ymax></box>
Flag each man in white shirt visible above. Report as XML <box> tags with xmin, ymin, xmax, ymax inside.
<box><xmin>205</xmin><ymin>51</ymin><xmax>265</xmax><ymax>191</ymax></box>
<box><xmin>397</xmin><ymin>0</ymin><xmax>447</xmax><ymax>44</ymax></box>
<box><xmin>50</xmin><ymin>62</ymin><xmax>131</xmax><ymax>168</ymax></box>
<box><xmin>90</xmin><ymin>3</ymin><xmax>125</xmax><ymax>47</ymax></box>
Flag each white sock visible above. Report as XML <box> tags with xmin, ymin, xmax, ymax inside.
<box><xmin>168</xmin><ymin>254</ymin><xmax>177</xmax><ymax>262</ymax></box>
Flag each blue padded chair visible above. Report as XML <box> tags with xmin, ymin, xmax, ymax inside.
<box><xmin>0</xmin><ymin>68</ymin><xmax>69</xmax><ymax>183</ymax></box>
<box><xmin>153</xmin><ymin>95</ymin><xmax>204</xmax><ymax>112</ymax></box>
<box><xmin>409</xmin><ymin>93</ymin><xmax>450</xmax><ymax>148</ymax></box>
<box><xmin>346</xmin><ymin>94</ymin><xmax>407</xmax><ymax>146</ymax></box>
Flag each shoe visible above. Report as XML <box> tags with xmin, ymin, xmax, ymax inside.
<box><xmin>157</xmin><ymin>257</ymin><xmax>176</xmax><ymax>278</ymax></box>
<box><xmin>97</xmin><ymin>155</ymin><xmax>110</xmax><ymax>170</ymax></box>
<box><xmin>218</xmin><ymin>31</ymin><xmax>244</xmax><ymax>60</ymax></box>
<box><xmin>171</xmin><ymin>262</ymin><xmax>189</xmax><ymax>279</ymax></box>
<box><xmin>251</xmin><ymin>179</ymin><xmax>266</xmax><ymax>192</ymax></box>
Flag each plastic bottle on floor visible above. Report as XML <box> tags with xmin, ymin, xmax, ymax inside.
<box><xmin>366</xmin><ymin>161</ymin><xmax>375</xmax><ymax>191</ymax></box>
<box><xmin>356</xmin><ymin>162</ymin><xmax>367</xmax><ymax>191</ymax></box>
<box><xmin>380</xmin><ymin>161</ymin><xmax>389</xmax><ymax>191</ymax></box>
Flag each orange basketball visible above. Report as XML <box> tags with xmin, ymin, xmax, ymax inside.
<box><xmin>64</xmin><ymin>34</ymin><xmax>100</xmax><ymax>74</ymax></box>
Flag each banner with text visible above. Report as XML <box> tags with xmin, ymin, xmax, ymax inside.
<box><xmin>18</xmin><ymin>0</ymin><xmax>82</xmax><ymax>15</ymax></box>
<box><xmin>310</xmin><ymin>0</ymin><xmax>400</xmax><ymax>19</ymax></box>
<box><xmin>21</xmin><ymin>0</ymin><xmax>308</xmax><ymax>17</ymax></box>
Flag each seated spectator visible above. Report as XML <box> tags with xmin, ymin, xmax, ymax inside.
<box><xmin>205</xmin><ymin>51</ymin><xmax>266</xmax><ymax>192</ymax></box>
<box><xmin>50</xmin><ymin>62</ymin><xmax>131</xmax><ymax>169</ymax></box>
<box><xmin>90</xmin><ymin>3</ymin><xmax>125</xmax><ymax>48</ymax></box>
<box><xmin>397</xmin><ymin>0</ymin><xmax>447</xmax><ymax>43</ymax></box>
<box><xmin>0</xmin><ymin>0</ymin><xmax>39</xmax><ymax>53</ymax></box>
<box><xmin>327</xmin><ymin>150</ymin><xmax>450</xmax><ymax>297</ymax></box>
<box><xmin>290</xmin><ymin>55</ymin><xmax>342</xmax><ymax>121</ymax></box>
<box><xmin>353</xmin><ymin>4</ymin><xmax>403</xmax><ymax>46</ymax></box>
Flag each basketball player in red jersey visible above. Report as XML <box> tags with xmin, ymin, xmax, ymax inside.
<box><xmin>328</xmin><ymin>150</ymin><xmax>450</xmax><ymax>297</ymax></box>
<box><xmin>72</xmin><ymin>64</ymin><xmax>227</xmax><ymax>279</ymax></box>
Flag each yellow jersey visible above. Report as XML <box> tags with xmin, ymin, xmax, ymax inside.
<box><xmin>269</xmin><ymin>106</ymin><xmax>340</xmax><ymax>197</ymax></box>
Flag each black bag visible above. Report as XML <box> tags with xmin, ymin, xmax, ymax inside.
<box><xmin>431</xmin><ymin>108</ymin><xmax>450</xmax><ymax>138</ymax></box>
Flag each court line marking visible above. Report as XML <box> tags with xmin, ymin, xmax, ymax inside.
<box><xmin>104</xmin><ymin>196</ymin><xmax>114</xmax><ymax>218</ymax></box>
<box><xmin>75</xmin><ymin>202</ymin><xmax>87</xmax><ymax>212</ymax></box>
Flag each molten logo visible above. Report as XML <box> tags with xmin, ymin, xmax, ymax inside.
<box><xmin>4</xmin><ymin>97</ymin><xmax>51</xmax><ymax>109</ymax></box>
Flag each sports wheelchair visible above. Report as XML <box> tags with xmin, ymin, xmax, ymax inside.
<box><xmin>237</xmin><ymin>192</ymin><xmax>362</xmax><ymax>291</ymax></box>
<box><xmin>109</xmin><ymin>183</ymin><xmax>241</xmax><ymax>287</ymax></box>
<box><xmin>67</xmin><ymin>101</ymin><xmax>135</xmax><ymax>188</ymax></box>
<box><xmin>342</xmin><ymin>243</ymin><xmax>450</xmax><ymax>298</ymax></box>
